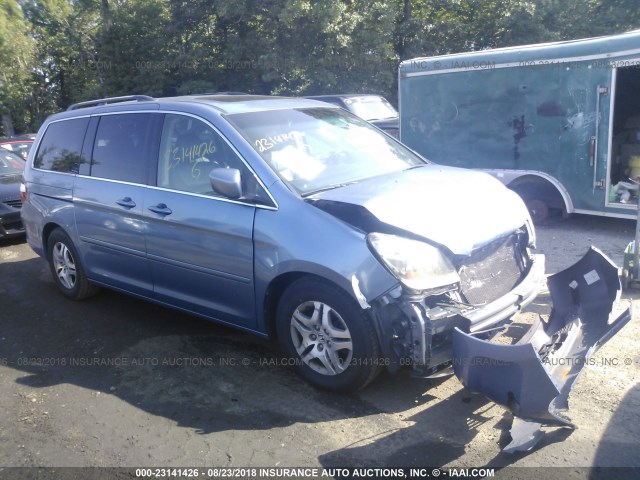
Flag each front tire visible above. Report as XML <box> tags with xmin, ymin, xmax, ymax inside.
<box><xmin>47</xmin><ymin>228</ymin><xmax>98</xmax><ymax>300</ymax></box>
<box><xmin>276</xmin><ymin>278</ymin><xmax>381</xmax><ymax>392</ymax></box>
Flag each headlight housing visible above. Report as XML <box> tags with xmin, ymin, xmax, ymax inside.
<box><xmin>368</xmin><ymin>233</ymin><xmax>460</xmax><ymax>292</ymax></box>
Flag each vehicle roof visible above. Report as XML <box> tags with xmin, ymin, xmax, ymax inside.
<box><xmin>47</xmin><ymin>94</ymin><xmax>340</xmax><ymax>122</ymax></box>
<box><xmin>170</xmin><ymin>94</ymin><xmax>338</xmax><ymax>114</ymax></box>
<box><xmin>305</xmin><ymin>94</ymin><xmax>385</xmax><ymax>101</ymax></box>
<box><xmin>400</xmin><ymin>29</ymin><xmax>640</xmax><ymax>76</ymax></box>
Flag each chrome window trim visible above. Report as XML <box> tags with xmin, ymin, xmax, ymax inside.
<box><xmin>73</xmin><ymin>174</ymin><xmax>277</xmax><ymax>211</ymax></box>
<box><xmin>31</xmin><ymin>109</ymin><xmax>279</xmax><ymax>210</ymax></box>
<box><xmin>145</xmin><ymin>183</ymin><xmax>278</xmax><ymax>211</ymax></box>
<box><xmin>91</xmin><ymin>109</ymin><xmax>279</xmax><ymax>209</ymax></box>
<box><xmin>73</xmin><ymin>174</ymin><xmax>147</xmax><ymax>188</ymax></box>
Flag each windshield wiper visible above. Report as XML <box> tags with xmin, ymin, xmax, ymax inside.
<box><xmin>302</xmin><ymin>181</ymin><xmax>360</xmax><ymax>197</ymax></box>
<box><xmin>403</xmin><ymin>164</ymin><xmax>427</xmax><ymax>171</ymax></box>
<box><xmin>368</xmin><ymin>116</ymin><xmax>398</xmax><ymax>121</ymax></box>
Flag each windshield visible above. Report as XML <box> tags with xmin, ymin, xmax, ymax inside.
<box><xmin>0</xmin><ymin>150</ymin><xmax>25</xmax><ymax>175</ymax></box>
<box><xmin>346</xmin><ymin>96</ymin><xmax>398</xmax><ymax>121</ymax></box>
<box><xmin>227</xmin><ymin>108</ymin><xmax>424</xmax><ymax>196</ymax></box>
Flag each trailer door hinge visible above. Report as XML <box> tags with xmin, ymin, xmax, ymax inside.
<box><xmin>595</xmin><ymin>179</ymin><xmax>606</xmax><ymax>189</ymax></box>
<box><xmin>598</xmin><ymin>86</ymin><xmax>609</xmax><ymax>95</ymax></box>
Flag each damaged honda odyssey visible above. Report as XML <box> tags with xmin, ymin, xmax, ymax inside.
<box><xmin>23</xmin><ymin>95</ymin><xmax>614</xmax><ymax>404</ymax></box>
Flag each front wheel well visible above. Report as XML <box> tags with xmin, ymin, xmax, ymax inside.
<box><xmin>262</xmin><ymin>272</ymin><xmax>356</xmax><ymax>340</ymax></box>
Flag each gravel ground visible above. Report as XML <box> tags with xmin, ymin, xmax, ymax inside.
<box><xmin>0</xmin><ymin>214</ymin><xmax>638</xmax><ymax>479</ymax></box>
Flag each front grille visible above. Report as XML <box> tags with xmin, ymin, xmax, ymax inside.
<box><xmin>458</xmin><ymin>230</ymin><xmax>530</xmax><ymax>305</ymax></box>
<box><xmin>3</xmin><ymin>199</ymin><xmax>22</xmax><ymax>209</ymax></box>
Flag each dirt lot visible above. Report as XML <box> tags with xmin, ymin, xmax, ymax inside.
<box><xmin>0</xmin><ymin>215</ymin><xmax>638</xmax><ymax>478</ymax></box>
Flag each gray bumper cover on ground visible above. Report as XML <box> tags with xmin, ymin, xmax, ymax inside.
<box><xmin>452</xmin><ymin>246</ymin><xmax>632</xmax><ymax>452</ymax></box>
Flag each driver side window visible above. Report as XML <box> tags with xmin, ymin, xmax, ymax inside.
<box><xmin>157</xmin><ymin>114</ymin><xmax>245</xmax><ymax>196</ymax></box>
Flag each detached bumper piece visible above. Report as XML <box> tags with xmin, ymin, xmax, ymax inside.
<box><xmin>452</xmin><ymin>247</ymin><xmax>632</xmax><ymax>453</ymax></box>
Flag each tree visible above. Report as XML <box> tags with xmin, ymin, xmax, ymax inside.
<box><xmin>5</xmin><ymin>0</ymin><xmax>640</xmax><ymax>131</ymax></box>
<box><xmin>21</xmin><ymin>0</ymin><xmax>103</xmax><ymax>128</ymax></box>
<box><xmin>96</xmin><ymin>0</ymin><xmax>172</xmax><ymax>96</ymax></box>
<box><xmin>0</xmin><ymin>0</ymin><xmax>33</xmax><ymax>135</ymax></box>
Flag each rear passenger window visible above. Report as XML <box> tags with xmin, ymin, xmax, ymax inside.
<box><xmin>91</xmin><ymin>113</ymin><xmax>154</xmax><ymax>184</ymax></box>
<box><xmin>34</xmin><ymin>118</ymin><xmax>89</xmax><ymax>173</ymax></box>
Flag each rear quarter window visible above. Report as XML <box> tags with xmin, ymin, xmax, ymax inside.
<box><xmin>34</xmin><ymin>118</ymin><xmax>89</xmax><ymax>173</ymax></box>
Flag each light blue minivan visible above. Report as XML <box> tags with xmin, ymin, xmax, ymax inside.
<box><xmin>21</xmin><ymin>94</ymin><xmax>544</xmax><ymax>392</ymax></box>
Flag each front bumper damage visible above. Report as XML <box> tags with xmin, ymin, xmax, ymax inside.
<box><xmin>452</xmin><ymin>247</ymin><xmax>632</xmax><ymax>452</ymax></box>
<box><xmin>369</xmin><ymin>250</ymin><xmax>546</xmax><ymax>376</ymax></box>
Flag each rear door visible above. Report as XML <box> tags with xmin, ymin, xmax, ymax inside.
<box><xmin>143</xmin><ymin>113</ymin><xmax>259</xmax><ymax>329</ymax></box>
<box><xmin>74</xmin><ymin>112</ymin><xmax>162</xmax><ymax>295</ymax></box>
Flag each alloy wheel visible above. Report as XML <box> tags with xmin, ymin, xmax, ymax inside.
<box><xmin>289</xmin><ymin>301</ymin><xmax>353</xmax><ymax>375</ymax></box>
<box><xmin>52</xmin><ymin>242</ymin><xmax>77</xmax><ymax>290</ymax></box>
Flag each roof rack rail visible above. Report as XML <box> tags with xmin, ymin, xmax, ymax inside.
<box><xmin>195</xmin><ymin>92</ymin><xmax>250</xmax><ymax>95</ymax></box>
<box><xmin>66</xmin><ymin>95</ymin><xmax>155</xmax><ymax>111</ymax></box>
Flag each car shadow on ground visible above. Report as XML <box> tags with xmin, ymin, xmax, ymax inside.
<box><xmin>0</xmin><ymin>256</ymin><xmax>450</xmax><ymax>437</ymax></box>
<box><xmin>589</xmin><ymin>384</ymin><xmax>640</xmax><ymax>479</ymax></box>
<box><xmin>317</xmin><ymin>389</ymin><xmax>575</xmax><ymax>469</ymax></box>
<box><xmin>0</xmin><ymin>254</ymin><xmax>583</xmax><ymax>468</ymax></box>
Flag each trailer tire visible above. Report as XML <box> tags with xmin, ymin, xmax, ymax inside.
<box><xmin>524</xmin><ymin>198</ymin><xmax>549</xmax><ymax>224</ymax></box>
<box><xmin>508</xmin><ymin>176</ymin><xmax>565</xmax><ymax>224</ymax></box>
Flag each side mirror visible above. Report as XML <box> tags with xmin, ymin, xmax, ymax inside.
<box><xmin>209</xmin><ymin>168</ymin><xmax>242</xmax><ymax>199</ymax></box>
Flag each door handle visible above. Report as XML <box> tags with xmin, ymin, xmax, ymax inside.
<box><xmin>116</xmin><ymin>197</ymin><xmax>136</xmax><ymax>209</ymax></box>
<box><xmin>592</xmin><ymin>84</ymin><xmax>609</xmax><ymax>191</ymax></box>
<box><xmin>148</xmin><ymin>203</ymin><xmax>173</xmax><ymax>216</ymax></box>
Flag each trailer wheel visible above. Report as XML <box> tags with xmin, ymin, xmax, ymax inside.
<box><xmin>524</xmin><ymin>198</ymin><xmax>549</xmax><ymax>224</ymax></box>
<box><xmin>508</xmin><ymin>176</ymin><xmax>563</xmax><ymax>224</ymax></box>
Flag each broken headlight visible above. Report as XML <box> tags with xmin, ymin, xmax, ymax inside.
<box><xmin>368</xmin><ymin>233</ymin><xmax>460</xmax><ymax>292</ymax></box>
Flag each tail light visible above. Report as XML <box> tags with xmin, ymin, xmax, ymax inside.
<box><xmin>20</xmin><ymin>183</ymin><xmax>27</xmax><ymax>203</ymax></box>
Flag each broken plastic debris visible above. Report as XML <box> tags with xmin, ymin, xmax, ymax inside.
<box><xmin>452</xmin><ymin>247</ymin><xmax>632</xmax><ymax>452</ymax></box>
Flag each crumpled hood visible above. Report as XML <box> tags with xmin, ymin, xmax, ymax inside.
<box><xmin>309</xmin><ymin>165</ymin><xmax>531</xmax><ymax>255</ymax></box>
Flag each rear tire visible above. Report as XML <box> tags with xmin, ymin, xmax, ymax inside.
<box><xmin>47</xmin><ymin>228</ymin><xmax>99</xmax><ymax>300</ymax></box>
<box><xmin>276</xmin><ymin>278</ymin><xmax>381</xmax><ymax>392</ymax></box>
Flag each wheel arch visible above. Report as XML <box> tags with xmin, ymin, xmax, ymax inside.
<box><xmin>261</xmin><ymin>271</ymin><xmax>364</xmax><ymax>341</ymax></box>
<box><xmin>503</xmin><ymin>171</ymin><xmax>573</xmax><ymax>214</ymax></box>
<box><xmin>41</xmin><ymin>222</ymin><xmax>68</xmax><ymax>261</ymax></box>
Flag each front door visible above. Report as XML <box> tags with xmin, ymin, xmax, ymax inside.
<box><xmin>144</xmin><ymin>113</ymin><xmax>258</xmax><ymax>329</ymax></box>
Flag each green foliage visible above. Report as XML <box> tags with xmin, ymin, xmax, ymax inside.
<box><xmin>96</xmin><ymin>0</ymin><xmax>172</xmax><ymax>96</ymax></box>
<box><xmin>2</xmin><ymin>0</ymin><xmax>639</xmax><ymax>133</ymax></box>
<box><xmin>0</xmin><ymin>0</ymin><xmax>33</xmax><ymax>134</ymax></box>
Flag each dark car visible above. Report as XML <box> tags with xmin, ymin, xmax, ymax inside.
<box><xmin>304</xmin><ymin>94</ymin><xmax>399</xmax><ymax>138</ymax></box>
<box><xmin>0</xmin><ymin>134</ymin><xmax>36</xmax><ymax>161</ymax></box>
<box><xmin>0</xmin><ymin>149</ymin><xmax>26</xmax><ymax>239</ymax></box>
